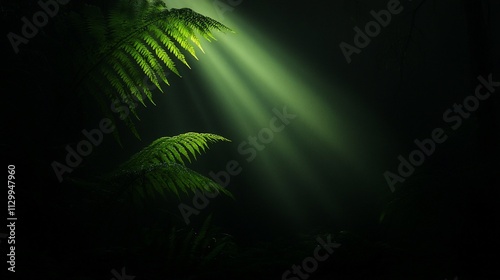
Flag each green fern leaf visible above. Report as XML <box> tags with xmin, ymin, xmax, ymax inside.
<box><xmin>69</xmin><ymin>1</ymin><xmax>232</xmax><ymax>137</ymax></box>
<box><xmin>110</xmin><ymin>132</ymin><xmax>232</xmax><ymax>199</ymax></box>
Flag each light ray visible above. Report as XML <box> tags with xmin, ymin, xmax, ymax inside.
<box><xmin>162</xmin><ymin>0</ymin><xmax>388</xmax><ymax>226</ymax></box>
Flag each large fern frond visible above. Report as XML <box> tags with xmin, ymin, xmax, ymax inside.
<box><xmin>68</xmin><ymin>0</ymin><xmax>232</xmax><ymax>137</ymax></box>
<box><xmin>111</xmin><ymin>132</ymin><xmax>232</xmax><ymax>199</ymax></box>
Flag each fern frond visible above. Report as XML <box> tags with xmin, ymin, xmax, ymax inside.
<box><xmin>120</xmin><ymin>132</ymin><xmax>230</xmax><ymax>171</ymax></box>
<box><xmin>83</xmin><ymin>4</ymin><xmax>107</xmax><ymax>47</ymax></box>
<box><xmin>112</xmin><ymin>49</ymin><xmax>156</xmax><ymax>107</ymax></box>
<box><xmin>162</xmin><ymin>215</ymin><xmax>235</xmax><ymax>271</ymax></box>
<box><xmin>111</xmin><ymin>132</ymin><xmax>232</xmax><ymax>199</ymax></box>
<box><xmin>69</xmin><ymin>1</ymin><xmax>233</xmax><ymax>137</ymax></box>
<box><xmin>164</xmin><ymin>21</ymin><xmax>199</xmax><ymax>59</ymax></box>
<box><xmin>191</xmin><ymin>214</ymin><xmax>212</xmax><ymax>255</ymax></box>
<box><xmin>115</xmin><ymin>159</ymin><xmax>232</xmax><ymax>199</ymax></box>
<box><xmin>150</xmin><ymin>24</ymin><xmax>189</xmax><ymax>69</ymax></box>
<box><xmin>144</xmin><ymin>33</ymin><xmax>178</xmax><ymax>80</ymax></box>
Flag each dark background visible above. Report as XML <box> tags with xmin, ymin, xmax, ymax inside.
<box><xmin>1</xmin><ymin>0</ymin><xmax>499</xmax><ymax>279</ymax></box>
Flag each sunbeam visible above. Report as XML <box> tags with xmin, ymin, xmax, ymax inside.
<box><xmin>163</xmin><ymin>0</ymin><xmax>386</xmax><ymax>226</ymax></box>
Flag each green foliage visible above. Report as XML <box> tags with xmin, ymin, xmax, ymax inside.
<box><xmin>110</xmin><ymin>132</ymin><xmax>233</xmax><ymax>200</ymax></box>
<box><xmin>167</xmin><ymin>215</ymin><xmax>235</xmax><ymax>267</ymax></box>
<box><xmin>140</xmin><ymin>214</ymin><xmax>236</xmax><ymax>277</ymax></box>
<box><xmin>67</xmin><ymin>0</ymin><xmax>232</xmax><ymax>137</ymax></box>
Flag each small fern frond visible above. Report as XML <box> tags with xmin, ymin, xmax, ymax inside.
<box><xmin>191</xmin><ymin>214</ymin><xmax>212</xmax><ymax>254</ymax></box>
<box><xmin>162</xmin><ymin>215</ymin><xmax>236</xmax><ymax>271</ymax></box>
<box><xmin>110</xmin><ymin>132</ymin><xmax>232</xmax><ymax>199</ymax></box>
<box><xmin>83</xmin><ymin>4</ymin><xmax>107</xmax><ymax>47</ymax></box>
<box><xmin>120</xmin><ymin>132</ymin><xmax>230</xmax><ymax>171</ymax></box>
